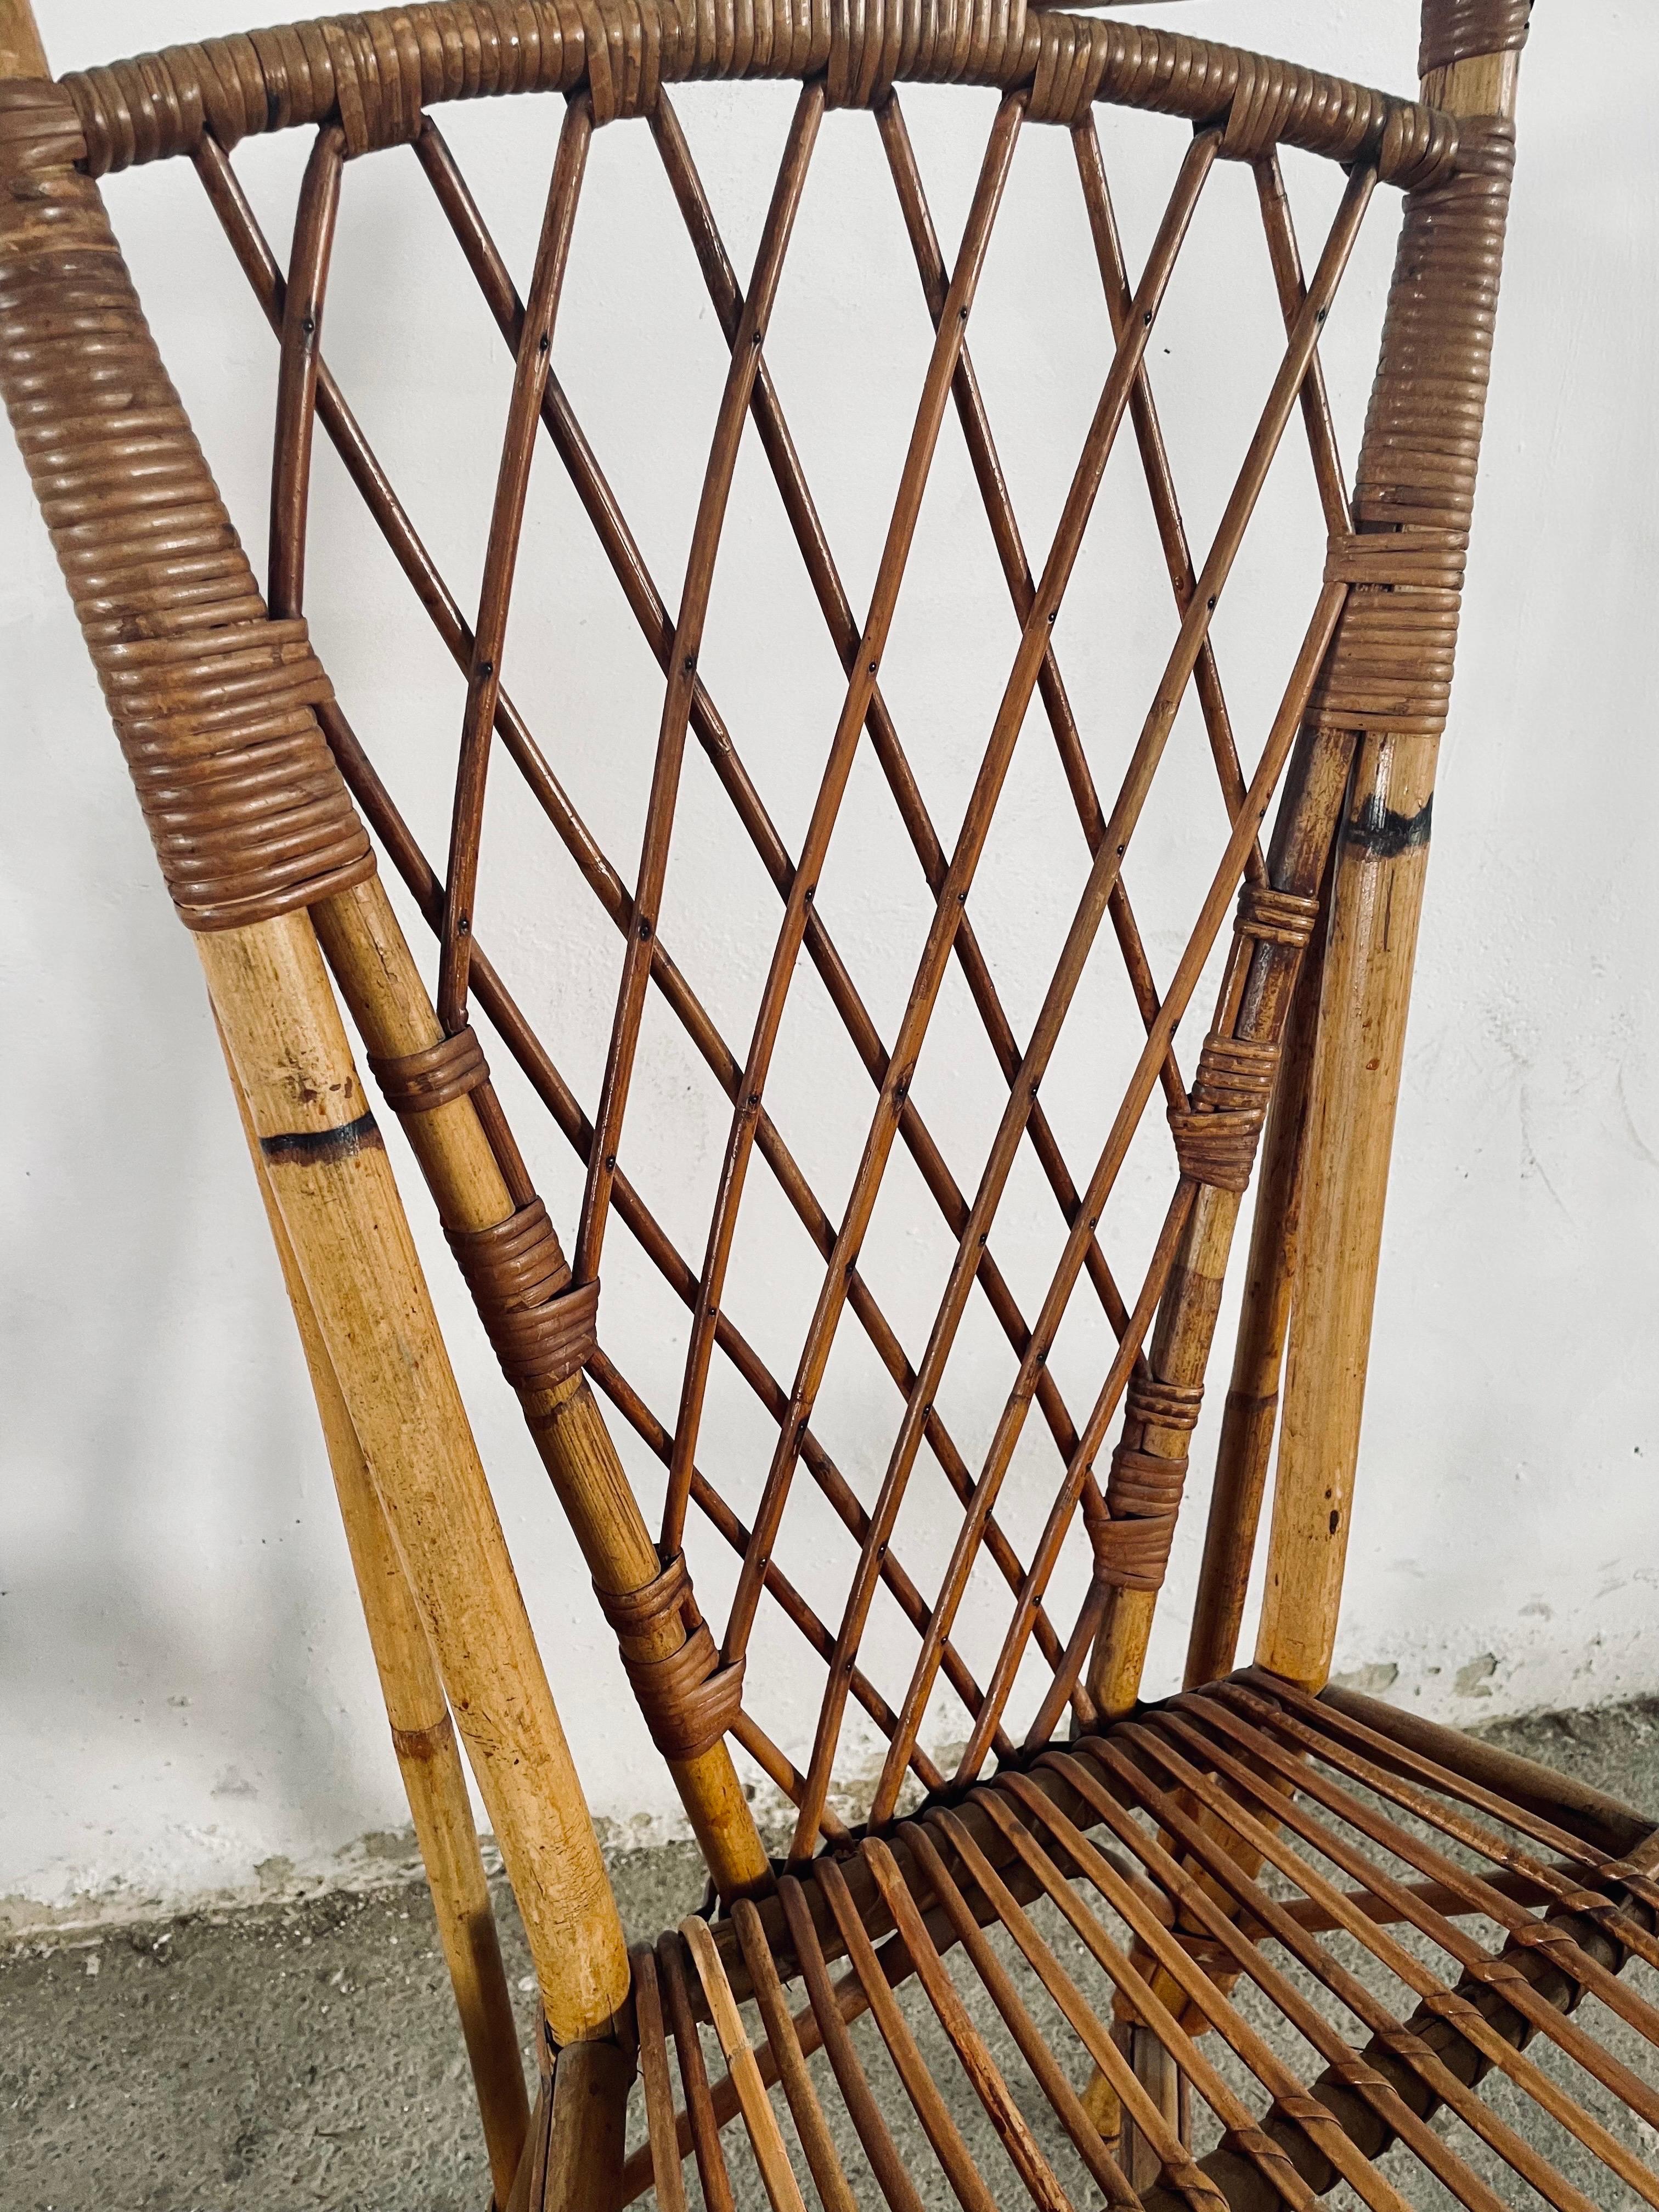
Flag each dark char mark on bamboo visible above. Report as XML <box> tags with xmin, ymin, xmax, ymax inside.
<box><xmin>261</xmin><ymin>1111</ymin><xmax>385</xmax><ymax>1167</ymax></box>
<box><xmin>1346</xmin><ymin>790</ymin><xmax>1432</xmax><ymax>857</ymax></box>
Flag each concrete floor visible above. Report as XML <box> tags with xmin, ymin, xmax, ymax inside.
<box><xmin>4</xmin><ymin>1700</ymin><xmax>1656</xmax><ymax>2212</ymax></box>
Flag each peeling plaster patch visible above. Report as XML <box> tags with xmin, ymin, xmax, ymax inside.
<box><xmin>1332</xmin><ymin>1661</ymin><xmax>1400</xmax><ymax>1696</ymax></box>
<box><xmin>1455</xmin><ymin>1652</ymin><xmax>1500</xmax><ymax>1699</ymax></box>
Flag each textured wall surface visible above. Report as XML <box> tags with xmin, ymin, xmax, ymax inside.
<box><xmin>3</xmin><ymin>0</ymin><xmax>1655</xmax><ymax>1925</ymax></box>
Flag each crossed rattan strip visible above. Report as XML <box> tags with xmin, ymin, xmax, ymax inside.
<box><xmin>649</xmin><ymin>86</ymin><xmax>1161</xmax><ymax>1348</ymax></box>
<box><xmin>436</xmin><ymin>88</ymin><xmax>593</xmax><ymax>1031</ymax></box>
<box><xmin>849</xmin><ymin>164</ymin><xmax>1376</xmax><ymax>1832</ymax></box>
<box><xmin>409</xmin><ymin>109</ymin><xmax>1101</xmax><ymax>1673</ymax></box>
<box><xmin>727</xmin><ymin>129</ymin><xmax>1221</xmax><ymax>1846</ymax></box>
<box><xmin>938</xmin><ymin>562</ymin><xmax>1353</xmax><ymax>1791</ymax></box>
<box><xmin>575</xmin><ymin>78</ymin><xmax>826</xmax><ymax>1288</ymax></box>
<box><xmin>193</xmin><ymin>132</ymin><xmax>1069</xmax><ymax>1741</ymax></box>
<box><xmin>405</xmin><ymin>129</ymin><xmax>1088</xmax><ymax>1708</ymax></box>
<box><xmin>246</xmin><ymin>91</ymin><xmax>1353</xmax><ymax>1796</ymax></box>
<box><xmin>1152</xmin><ymin>1702</ymin><xmax>1659</xmax><ymax>2179</ymax></box>
<box><xmin>662</xmin><ymin>91</ymin><xmax>1035</xmax><ymax>1537</ymax></box>
<box><xmin>875</xmin><ymin>93</ymin><xmax>1184</xmax><ymax>1115</ymax></box>
<box><xmin>585</xmin><ymin>1341</ymin><xmax>973</xmax><ymax>1793</ymax></box>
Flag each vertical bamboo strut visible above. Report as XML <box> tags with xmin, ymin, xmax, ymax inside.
<box><xmin>1184</xmin><ymin>898</ymin><xmax>1326</xmax><ymax>1691</ymax></box>
<box><xmin>313</xmin><ymin>878</ymin><xmax>770</xmax><ymax>1900</ymax></box>
<box><xmin>1257</xmin><ymin>32</ymin><xmax>1523</xmax><ymax>1693</ymax></box>
<box><xmin>216</xmin><ymin>1019</ymin><xmax>530</xmax><ymax>2209</ymax></box>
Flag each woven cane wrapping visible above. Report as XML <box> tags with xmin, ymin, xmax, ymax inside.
<box><xmin>60</xmin><ymin>0</ymin><xmax>1456</xmax><ymax>187</ymax></box>
<box><xmin>0</xmin><ymin>81</ymin><xmax>373</xmax><ymax>932</ymax></box>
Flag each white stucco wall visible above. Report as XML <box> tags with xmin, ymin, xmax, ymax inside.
<box><xmin>3</xmin><ymin>0</ymin><xmax>1655</xmax><ymax>1928</ymax></box>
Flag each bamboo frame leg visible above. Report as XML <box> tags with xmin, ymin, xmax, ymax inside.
<box><xmin>313</xmin><ymin>878</ymin><xmax>770</xmax><ymax>1903</ymax></box>
<box><xmin>541</xmin><ymin>2039</ymin><xmax>633</xmax><ymax>2212</ymax></box>
<box><xmin>199</xmin><ymin>907</ymin><xmax>630</xmax><ymax>2046</ymax></box>
<box><xmin>1259</xmin><ymin>40</ymin><xmax>1523</xmax><ymax>1693</ymax></box>
<box><xmin>218</xmin><ymin>1020</ymin><xmax>531</xmax><ymax>2208</ymax></box>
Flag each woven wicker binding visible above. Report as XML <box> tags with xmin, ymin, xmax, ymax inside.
<box><xmin>0</xmin><ymin>80</ymin><xmax>374</xmax><ymax>932</ymax></box>
<box><xmin>58</xmin><ymin>0</ymin><xmax>1458</xmax><ymax>184</ymax></box>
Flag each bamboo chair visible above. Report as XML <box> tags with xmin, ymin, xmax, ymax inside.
<box><xmin>5</xmin><ymin>0</ymin><xmax>1656</xmax><ymax>2202</ymax></box>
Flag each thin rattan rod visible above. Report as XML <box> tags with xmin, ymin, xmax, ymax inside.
<box><xmin>730</xmin><ymin>1895</ymin><xmax>861</xmax><ymax>2212</ymax></box>
<box><xmin>622</xmin><ymin>1757</ymin><xmax>1197</xmax><ymax>2202</ymax></box>
<box><xmin>411</xmin><ymin>109</ymin><xmax>1089</xmax><ymax>1673</ymax></box>
<box><xmin>682</xmin><ymin>1915</ymin><xmax>810</xmax><ymax>2212</ymax></box>
<box><xmin>777</xmin><ymin>1877</ymin><xmax>927</xmax><ymax>2212</ymax></box>
<box><xmin>1056</xmin><ymin>1737</ymin><xmax>1610</xmax><ymax>2212</ymax></box>
<box><xmin>648</xmin><ymin>84</ymin><xmax>1144</xmax><ymax>1362</ymax></box>
<box><xmin>807</xmin><ymin>145</ymin><xmax>1365</xmax><ymax>1831</ymax></box>
<box><xmin>194</xmin><ymin>129</ymin><xmax>1063</xmax><ymax>1724</ymax></box>
<box><xmin>862</xmin><ymin>1837</ymin><xmax>1080</xmax><ymax>2212</ymax></box>
<box><xmin>925</xmin><ymin>1808</ymin><xmax>1209</xmax><ymax>2210</ymax></box>
<box><xmin>1218</xmin><ymin>1685</ymin><xmax>1659</xmax><ymax>2025</ymax></box>
<box><xmin>873</xmin><ymin>92</ymin><xmax>1185</xmax><ymax>1109</ymax></box>
<box><xmin>957</xmin><ymin>1790</ymin><xmax>1315</xmax><ymax>2210</ymax></box>
<box><xmin>893</xmin><ymin>570</ymin><xmax>1352</xmax><ymax>1801</ymax></box>
<box><xmin>1057</xmin><ymin>1739</ymin><xmax>1568</xmax><ymax>2212</ymax></box>
<box><xmin>816</xmin><ymin>1852</ymin><xmax>1006</xmax><ymax>2212</ymax></box>
<box><xmin>1099</xmin><ymin>1712</ymin><xmax>1659</xmax><ymax>2208</ymax></box>
<box><xmin>1154</xmin><ymin>1699</ymin><xmax>1659</xmax><ymax>2157</ymax></box>
<box><xmin>583</xmin><ymin>1345</ymin><xmax>969</xmax><ymax>1790</ymax></box>
<box><xmin>268</xmin><ymin>121</ymin><xmax>344</xmax><ymax>619</ymax></box>
<box><xmin>1243</xmin><ymin>1703</ymin><xmax>1659</xmax><ymax>1986</ymax></box>
<box><xmin>1251</xmin><ymin>154</ymin><xmax>1351</xmax><ymax>541</ymax></box>
<box><xmin>883</xmin><ymin>1182</ymin><xmax>1188</xmax><ymax>1827</ymax></box>
<box><xmin>902</xmin><ymin>1821</ymin><xmax>1140</xmax><ymax>2208</ymax></box>
<box><xmin>657</xmin><ymin>1928</ymin><xmax>739</xmax><ymax>2212</ymax></box>
<box><xmin>1070</xmin><ymin>114</ymin><xmax>1262</xmax><ymax>891</ymax></box>
<box><xmin>736</xmin><ymin>128</ymin><xmax>1220</xmax><ymax>1818</ymax></box>
<box><xmin>577</xmin><ymin>80</ymin><xmax>825</xmax><ymax>1284</ymax></box>
<box><xmin>314</xmin><ymin>669</ymin><xmax>1000</xmax><ymax>1787</ymax></box>
<box><xmin>994</xmin><ymin>1771</ymin><xmax>1424</xmax><ymax>2212</ymax></box>
<box><xmin>668</xmin><ymin>93</ymin><xmax>1029</xmax><ymax>1553</ymax></box>
<box><xmin>438</xmin><ymin>90</ymin><xmax>591</xmax><ymax>1031</ymax></box>
<box><xmin>634</xmin><ymin>1943</ymin><xmax>691</xmax><ymax>2212</ymax></box>
<box><xmin>1264</xmin><ymin>1673</ymin><xmax>1659</xmax><ymax>1895</ymax></box>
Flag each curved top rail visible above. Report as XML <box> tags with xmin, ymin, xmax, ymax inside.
<box><xmin>57</xmin><ymin>0</ymin><xmax>1458</xmax><ymax>188</ymax></box>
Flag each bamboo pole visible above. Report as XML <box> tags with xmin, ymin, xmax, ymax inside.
<box><xmin>543</xmin><ymin>2039</ymin><xmax>633</xmax><ymax>2212</ymax></box>
<box><xmin>0</xmin><ymin>0</ymin><xmax>46</xmax><ymax>80</ymax></box>
<box><xmin>217</xmin><ymin>1018</ymin><xmax>531</xmax><ymax>2207</ymax></box>
<box><xmin>313</xmin><ymin>878</ymin><xmax>771</xmax><ymax>1903</ymax></box>
<box><xmin>1087</xmin><ymin>1188</ymin><xmax>1238</xmax><ymax>1723</ymax></box>
<box><xmin>1256</xmin><ymin>36</ymin><xmax>1523</xmax><ymax>1692</ymax></box>
<box><xmin>198</xmin><ymin>909</ymin><xmax>631</xmax><ymax>2046</ymax></box>
<box><xmin>1183</xmin><ymin>898</ymin><xmax>1324</xmax><ymax>1690</ymax></box>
